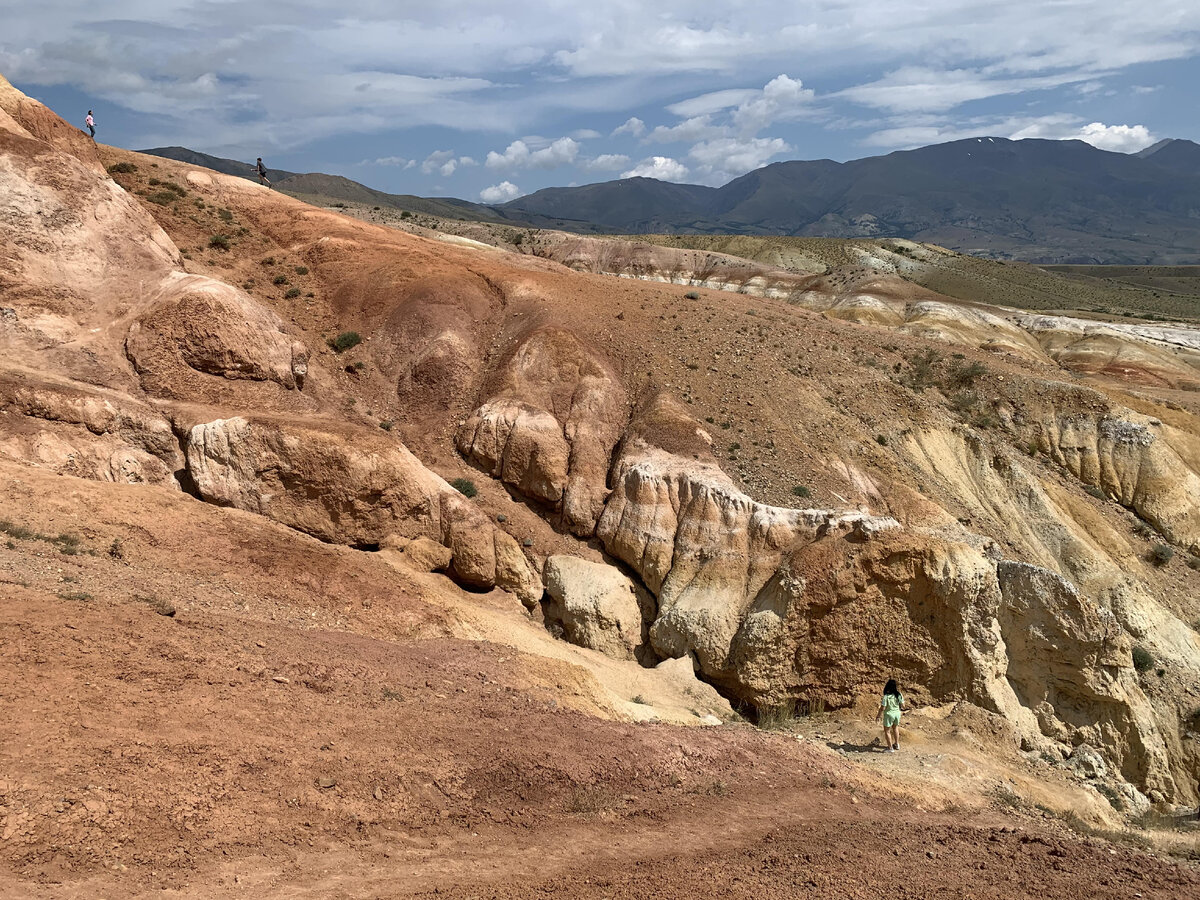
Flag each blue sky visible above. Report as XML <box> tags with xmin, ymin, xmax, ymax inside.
<box><xmin>4</xmin><ymin>1</ymin><xmax>1199</xmax><ymax>203</ymax></box>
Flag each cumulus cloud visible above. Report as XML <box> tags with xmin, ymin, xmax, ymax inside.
<box><xmin>486</xmin><ymin>136</ymin><xmax>580</xmax><ymax>169</ymax></box>
<box><xmin>582</xmin><ymin>153</ymin><xmax>631</xmax><ymax>171</ymax></box>
<box><xmin>647</xmin><ymin>115</ymin><xmax>727</xmax><ymax>144</ymax></box>
<box><xmin>862</xmin><ymin>114</ymin><xmax>1159</xmax><ymax>153</ymax></box>
<box><xmin>418</xmin><ymin>150</ymin><xmax>478</xmax><ymax>176</ymax></box>
<box><xmin>688</xmin><ymin>136</ymin><xmax>792</xmax><ymax>182</ymax></box>
<box><xmin>1014</xmin><ymin>120</ymin><xmax>1158</xmax><ymax>152</ymax></box>
<box><xmin>362</xmin><ymin>155</ymin><xmax>412</xmax><ymax>167</ymax></box>
<box><xmin>480</xmin><ymin>180</ymin><xmax>521</xmax><ymax>202</ymax></box>
<box><xmin>731</xmin><ymin>75</ymin><xmax>815</xmax><ymax>131</ymax></box>
<box><xmin>621</xmin><ymin>156</ymin><xmax>690</xmax><ymax>181</ymax></box>
<box><xmin>612</xmin><ymin>116</ymin><xmax>645</xmax><ymax>137</ymax></box>
<box><xmin>650</xmin><ymin>75</ymin><xmax>815</xmax><ymax>150</ymax></box>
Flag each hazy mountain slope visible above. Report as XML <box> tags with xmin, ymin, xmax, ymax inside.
<box><xmin>501</xmin><ymin>138</ymin><xmax>1200</xmax><ymax>264</ymax></box>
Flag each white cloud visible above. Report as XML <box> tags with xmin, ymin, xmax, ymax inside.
<box><xmin>650</xmin><ymin>75</ymin><xmax>815</xmax><ymax>150</ymax></box>
<box><xmin>731</xmin><ymin>75</ymin><xmax>815</xmax><ymax>131</ymax></box>
<box><xmin>837</xmin><ymin>66</ymin><xmax>1099</xmax><ymax>114</ymax></box>
<box><xmin>648</xmin><ymin>115</ymin><xmax>727</xmax><ymax>144</ymax></box>
<box><xmin>1017</xmin><ymin>120</ymin><xmax>1158</xmax><ymax>152</ymax></box>
<box><xmin>582</xmin><ymin>153</ymin><xmax>631</xmax><ymax>171</ymax></box>
<box><xmin>571</xmin><ymin>128</ymin><xmax>602</xmax><ymax>140</ymax></box>
<box><xmin>480</xmin><ymin>180</ymin><xmax>521</xmax><ymax>202</ymax></box>
<box><xmin>362</xmin><ymin>155</ymin><xmax>410</xmax><ymax>167</ymax></box>
<box><xmin>2</xmin><ymin>0</ymin><xmax>1196</xmax><ymax>187</ymax></box>
<box><xmin>621</xmin><ymin>156</ymin><xmax>690</xmax><ymax>181</ymax></box>
<box><xmin>862</xmin><ymin>113</ymin><xmax>1158</xmax><ymax>153</ymax></box>
<box><xmin>612</xmin><ymin>116</ymin><xmax>645</xmax><ymax>137</ymax></box>
<box><xmin>688</xmin><ymin>136</ymin><xmax>792</xmax><ymax>182</ymax></box>
<box><xmin>420</xmin><ymin>149</ymin><xmax>476</xmax><ymax>176</ymax></box>
<box><xmin>485</xmin><ymin>136</ymin><xmax>580</xmax><ymax>169</ymax></box>
<box><xmin>666</xmin><ymin>88</ymin><xmax>759</xmax><ymax>118</ymax></box>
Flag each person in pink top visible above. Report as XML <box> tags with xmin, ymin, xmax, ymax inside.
<box><xmin>85</xmin><ymin>110</ymin><xmax>95</xmax><ymax>140</ymax></box>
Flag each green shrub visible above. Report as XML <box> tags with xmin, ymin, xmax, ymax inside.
<box><xmin>450</xmin><ymin>477</ymin><xmax>477</xmax><ymax>498</ymax></box>
<box><xmin>52</xmin><ymin>533</ymin><xmax>82</xmax><ymax>555</ymax></box>
<box><xmin>947</xmin><ymin>359</ymin><xmax>988</xmax><ymax>388</ymax></box>
<box><xmin>106</xmin><ymin>162</ymin><xmax>137</xmax><ymax>175</ymax></box>
<box><xmin>285</xmin><ymin>287</ymin><xmax>301</xmax><ymax>298</ymax></box>
<box><xmin>1149</xmin><ymin>543</ymin><xmax>1174</xmax><ymax>566</ymax></box>
<box><xmin>1131</xmin><ymin>646</ymin><xmax>1155</xmax><ymax>672</ymax></box>
<box><xmin>875</xmin><ymin>434</ymin><xmax>889</xmax><ymax>446</ymax></box>
<box><xmin>146</xmin><ymin>191</ymin><xmax>179</xmax><ymax>205</ymax></box>
<box><xmin>327</xmin><ymin>331</ymin><xmax>362</xmax><ymax>353</ymax></box>
<box><xmin>378</xmin><ymin>420</ymin><xmax>393</xmax><ymax>432</ymax></box>
<box><xmin>400</xmin><ymin>210</ymin><xmax>413</xmax><ymax>219</ymax></box>
<box><xmin>294</xmin><ymin>266</ymin><xmax>309</xmax><ymax>275</ymax></box>
<box><xmin>272</xmin><ymin>274</ymin><xmax>289</xmax><ymax>286</ymax></box>
<box><xmin>148</xmin><ymin>179</ymin><xmax>186</xmax><ymax>196</ymax></box>
<box><xmin>1084</xmin><ymin>485</ymin><xmax>1107</xmax><ymax>500</ymax></box>
<box><xmin>261</xmin><ymin>256</ymin><xmax>276</xmax><ymax>266</ymax></box>
<box><xmin>791</xmin><ymin>485</ymin><xmax>811</xmax><ymax>499</ymax></box>
<box><xmin>208</xmin><ymin>234</ymin><xmax>230</xmax><ymax>251</ymax></box>
<box><xmin>901</xmin><ymin>348</ymin><xmax>942</xmax><ymax>391</ymax></box>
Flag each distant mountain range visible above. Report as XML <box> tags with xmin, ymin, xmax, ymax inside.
<box><xmin>144</xmin><ymin>138</ymin><xmax>1200</xmax><ymax>264</ymax></box>
<box><xmin>141</xmin><ymin>146</ymin><xmax>505</xmax><ymax>222</ymax></box>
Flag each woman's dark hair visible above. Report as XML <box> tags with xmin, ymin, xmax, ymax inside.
<box><xmin>883</xmin><ymin>679</ymin><xmax>900</xmax><ymax>697</ymax></box>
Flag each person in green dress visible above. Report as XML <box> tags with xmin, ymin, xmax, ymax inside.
<box><xmin>876</xmin><ymin>679</ymin><xmax>907</xmax><ymax>752</ymax></box>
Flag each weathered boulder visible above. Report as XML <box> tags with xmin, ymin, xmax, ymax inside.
<box><xmin>458</xmin><ymin>327</ymin><xmax>627</xmax><ymax>534</ymax></box>
<box><xmin>543</xmin><ymin>555</ymin><xmax>651</xmax><ymax>661</ymax></box>
<box><xmin>126</xmin><ymin>272</ymin><xmax>309</xmax><ymax>394</ymax></box>
<box><xmin>185</xmin><ymin>416</ymin><xmax>541</xmax><ymax>603</ymax></box>
<box><xmin>379</xmin><ymin>534</ymin><xmax>453</xmax><ymax>572</ymax></box>
<box><xmin>458</xmin><ymin>400</ymin><xmax>569</xmax><ymax>504</ymax></box>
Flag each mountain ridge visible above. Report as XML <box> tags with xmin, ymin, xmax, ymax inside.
<box><xmin>143</xmin><ymin>137</ymin><xmax>1200</xmax><ymax>264</ymax></box>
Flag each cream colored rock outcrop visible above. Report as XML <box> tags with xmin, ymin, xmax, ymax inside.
<box><xmin>185</xmin><ymin>416</ymin><xmax>541</xmax><ymax>603</ymax></box>
<box><xmin>544</xmin><ymin>555</ymin><xmax>651</xmax><ymax>661</ymax></box>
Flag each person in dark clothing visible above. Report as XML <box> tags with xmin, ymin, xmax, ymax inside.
<box><xmin>255</xmin><ymin>157</ymin><xmax>271</xmax><ymax>188</ymax></box>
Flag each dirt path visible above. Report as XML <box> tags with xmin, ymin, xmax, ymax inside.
<box><xmin>3</xmin><ymin>582</ymin><xmax>1198</xmax><ymax>899</ymax></box>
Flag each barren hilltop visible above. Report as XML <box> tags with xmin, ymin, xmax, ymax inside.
<box><xmin>1</xmin><ymin>74</ymin><xmax>1198</xmax><ymax>897</ymax></box>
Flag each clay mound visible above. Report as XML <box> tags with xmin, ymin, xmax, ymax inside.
<box><xmin>126</xmin><ymin>272</ymin><xmax>310</xmax><ymax>395</ymax></box>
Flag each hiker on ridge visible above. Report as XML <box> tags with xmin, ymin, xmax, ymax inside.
<box><xmin>85</xmin><ymin>110</ymin><xmax>95</xmax><ymax>140</ymax></box>
<box><xmin>256</xmin><ymin>157</ymin><xmax>271</xmax><ymax>188</ymax></box>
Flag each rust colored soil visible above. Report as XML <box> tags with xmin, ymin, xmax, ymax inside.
<box><xmin>2</xmin><ymin>581</ymin><xmax>1197</xmax><ymax>898</ymax></box>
